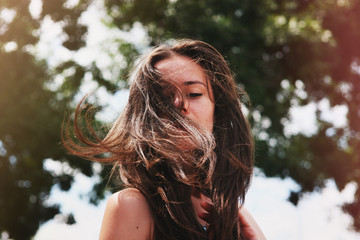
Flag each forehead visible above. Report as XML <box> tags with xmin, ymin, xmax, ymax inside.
<box><xmin>154</xmin><ymin>55</ymin><xmax>207</xmax><ymax>86</ymax></box>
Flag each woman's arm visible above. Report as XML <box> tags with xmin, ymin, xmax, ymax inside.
<box><xmin>99</xmin><ymin>188</ymin><xmax>153</xmax><ymax>240</ymax></box>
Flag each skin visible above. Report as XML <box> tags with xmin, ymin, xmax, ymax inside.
<box><xmin>155</xmin><ymin>55</ymin><xmax>215</xmax><ymax>134</ymax></box>
<box><xmin>100</xmin><ymin>188</ymin><xmax>153</xmax><ymax>240</ymax></box>
<box><xmin>99</xmin><ymin>55</ymin><xmax>266</xmax><ymax>240</ymax></box>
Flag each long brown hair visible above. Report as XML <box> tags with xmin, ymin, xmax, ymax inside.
<box><xmin>63</xmin><ymin>39</ymin><xmax>254</xmax><ymax>240</ymax></box>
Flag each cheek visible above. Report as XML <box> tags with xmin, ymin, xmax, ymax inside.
<box><xmin>207</xmin><ymin>105</ymin><xmax>215</xmax><ymax>131</ymax></box>
<box><xmin>193</xmin><ymin>101</ymin><xmax>215</xmax><ymax>131</ymax></box>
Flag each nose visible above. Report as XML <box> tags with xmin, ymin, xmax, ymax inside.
<box><xmin>174</xmin><ymin>96</ymin><xmax>188</xmax><ymax>113</ymax></box>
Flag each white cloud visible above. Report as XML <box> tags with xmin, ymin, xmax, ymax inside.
<box><xmin>34</xmin><ymin>173</ymin><xmax>108</xmax><ymax>240</ymax></box>
<box><xmin>283</xmin><ymin>99</ymin><xmax>348</xmax><ymax>137</ymax></box>
<box><xmin>318</xmin><ymin>98</ymin><xmax>348</xmax><ymax>128</ymax></box>
<box><xmin>284</xmin><ymin>102</ymin><xmax>318</xmax><ymax>137</ymax></box>
<box><xmin>245</xmin><ymin>173</ymin><xmax>359</xmax><ymax>240</ymax></box>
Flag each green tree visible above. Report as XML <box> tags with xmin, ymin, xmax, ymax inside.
<box><xmin>0</xmin><ymin>0</ymin><xmax>133</xmax><ymax>238</ymax></box>
<box><xmin>0</xmin><ymin>0</ymin><xmax>93</xmax><ymax>239</ymax></box>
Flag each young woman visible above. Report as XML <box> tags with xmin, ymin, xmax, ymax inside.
<box><xmin>64</xmin><ymin>39</ymin><xmax>266</xmax><ymax>240</ymax></box>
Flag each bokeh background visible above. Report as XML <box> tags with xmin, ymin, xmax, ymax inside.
<box><xmin>1</xmin><ymin>0</ymin><xmax>360</xmax><ymax>239</ymax></box>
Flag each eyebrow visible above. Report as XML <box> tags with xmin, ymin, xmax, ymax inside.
<box><xmin>183</xmin><ymin>81</ymin><xmax>206</xmax><ymax>86</ymax></box>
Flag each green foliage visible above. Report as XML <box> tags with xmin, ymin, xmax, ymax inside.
<box><xmin>0</xmin><ymin>45</ymin><xmax>62</xmax><ymax>240</ymax></box>
<box><xmin>0</xmin><ymin>0</ymin><xmax>93</xmax><ymax>238</ymax></box>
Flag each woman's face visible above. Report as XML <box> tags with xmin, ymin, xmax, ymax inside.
<box><xmin>155</xmin><ymin>55</ymin><xmax>215</xmax><ymax>133</ymax></box>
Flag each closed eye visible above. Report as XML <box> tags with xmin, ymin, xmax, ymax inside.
<box><xmin>187</xmin><ymin>93</ymin><xmax>202</xmax><ymax>98</ymax></box>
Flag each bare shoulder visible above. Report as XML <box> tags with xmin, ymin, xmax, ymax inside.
<box><xmin>109</xmin><ymin>188</ymin><xmax>150</xmax><ymax>210</ymax></box>
<box><xmin>99</xmin><ymin>188</ymin><xmax>154</xmax><ymax>240</ymax></box>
